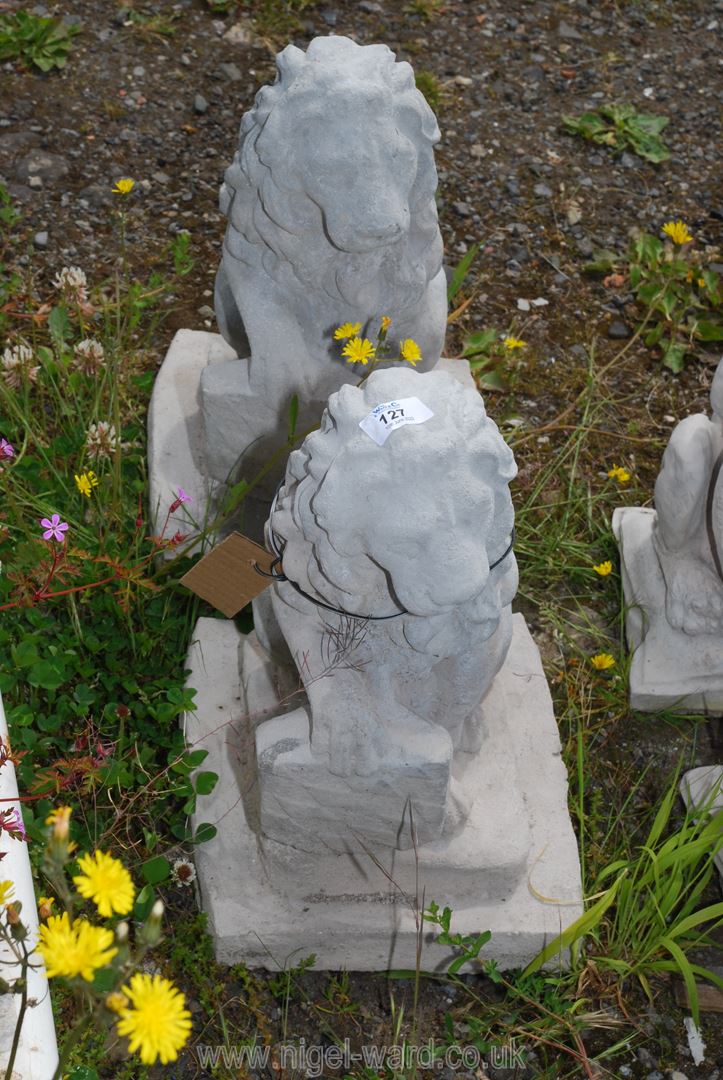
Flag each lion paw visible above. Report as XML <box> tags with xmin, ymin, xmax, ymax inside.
<box><xmin>660</xmin><ymin>554</ymin><xmax>723</xmax><ymax>635</ymax></box>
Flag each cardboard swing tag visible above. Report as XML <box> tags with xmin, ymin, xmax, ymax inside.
<box><xmin>180</xmin><ymin>532</ymin><xmax>276</xmax><ymax>618</ymax></box>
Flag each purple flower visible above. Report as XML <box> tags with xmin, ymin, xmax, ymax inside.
<box><xmin>176</xmin><ymin>488</ymin><xmax>192</xmax><ymax>504</ymax></box>
<box><xmin>40</xmin><ymin>514</ymin><xmax>69</xmax><ymax>542</ymax></box>
<box><xmin>0</xmin><ymin>438</ymin><xmax>13</xmax><ymax>458</ymax></box>
<box><xmin>2</xmin><ymin>807</ymin><xmax>26</xmax><ymax>841</ymax></box>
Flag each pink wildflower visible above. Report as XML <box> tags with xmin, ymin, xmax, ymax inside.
<box><xmin>40</xmin><ymin>514</ymin><xmax>69</xmax><ymax>543</ymax></box>
<box><xmin>1</xmin><ymin>808</ymin><xmax>26</xmax><ymax>842</ymax></box>
<box><xmin>0</xmin><ymin>438</ymin><xmax>13</xmax><ymax>458</ymax></box>
<box><xmin>169</xmin><ymin>487</ymin><xmax>192</xmax><ymax>513</ymax></box>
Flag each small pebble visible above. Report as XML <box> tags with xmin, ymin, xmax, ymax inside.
<box><xmin>33</xmin><ymin>230</ymin><xmax>48</xmax><ymax>248</ymax></box>
<box><xmin>534</xmin><ymin>182</ymin><xmax>553</xmax><ymax>198</ymax></box>
<box><xmin>194</xmin><ymin>93</ymin><xmax>209</xmax><ymax>114</ymax></box>
<box><xmin>608</xmin><ymin>319</ymin><xmax>631</xmax><ymax>340</ymax></box>
<box><xmin>218</xmin><ymin>62</ymin><xmax>243</xmax><ymax>82</ymax></box>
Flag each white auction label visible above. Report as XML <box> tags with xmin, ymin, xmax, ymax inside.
<box><xmin>359</xmin><ymin>397</ymin><xmax>434</xmax><ymax>446</ymax></box>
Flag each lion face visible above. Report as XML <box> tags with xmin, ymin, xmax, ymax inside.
<box><xmin>219</xmin><ymin>37</ymin><xmax>443</xmax><ymax>309</ymax></box>
<box><xmin>256</xmin><ymin>86</ymin><xmax>430</xmax><ymax>257</ymax></box>
<box><xmin>272</xmin><ymin>368</ymin><xmax>518</xmax><ymax>652</ymax></box>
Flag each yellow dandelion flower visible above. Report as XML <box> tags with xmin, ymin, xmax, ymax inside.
<box><xmin>662</xmin><ymin>220</ymin><xmax>693</xmax><ymax>245</ymax></box>
<box><xmin>0</xmin><ymin>881</ymin><xmax>14</xmax><ymax>907</ymax></box>
<box><xmin>400</xmin><ymin>338</ymin><xmax>422</xmax><ymax>366</ymax></box>
<box><xmin>106</xmin><ymin>991</ymin><xmax>130</xmax><ymax>1015</ymax></box>
<box><xmin>37</xmin><ymin>896</ymin><xmax>55</xmax><ymax>920</ymax></box>
<box><xmin>45</xmin><ymin>805</ymin><xmax>72</xmax><ymax>840</ymax></box>
<box><xmin>37</xmin><ymin>912</ymin><xmax>117</xmax><ymax>981</ymax></box>
<box><xmin>74</xmin><ymin>471</ymin><xmax>99</xmax><ymax>498</ymax></box>
<box><xmin>590</xmin><ymin>653</ymin><xmax>616</xmax><ymax>671</ymax></box>
<box><xmin>503</xmin><ymin>336</ymin><xmax>527</xmax><ymax>350</ymax></box>
<box><xmin>73</xmin><ymin>850</ymin><xmax>135</xmax><ymax>918</ymax></box>
<box><xmin>116</xmin><ymin>973</ymin><xmax>192</xmax><ymax>1065</ymax></box>
<box><xmin>380</xmin><ymin>315</ymin><xmax>392</xmax><ymax>332</ymax></box>
<box><xmin>697</xmin><ymin>278</ymin><xmax>705</xmax><ymax>288</ymax></box>
<box><xmin>341</xmin><ymin>337</ymin><xmax>376</xmax><ymax>365</ymax></box>
<box><xmin>607</xmin><ymin>464</ymin><xmax>631</xmax><ymax>484</ymax></box>
<box><xmin>333</xmin><ymin>321</ymin><xmax>362</xmax><ymax>341</ymax></box>
<box><xmin>593</xmin><ymin>560</ymin><xmax>613</xmax><ymax>577</ymax></box>
<box><xmin>113</xmin><ymin>178</ymin><xmax>135</xmax><ymax>196</ymax></box>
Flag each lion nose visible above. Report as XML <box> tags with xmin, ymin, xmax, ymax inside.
<box><xmin>359</xmin><ymin>212</ymin><xmax>408</xmax><ymax>245</ymax></box>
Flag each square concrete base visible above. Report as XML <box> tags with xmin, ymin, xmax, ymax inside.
<box><xmin>613</xmin><ymin>507</ymin><xmax>723</xmax><ymax>712</ymax></box>
<box><xmin>184</xmin><ymin>614</ymin><xmax>582</xmax><ymax>972</ymax></box>
<box><xmin>680</xmin><ymin>766</ymin><xmax>723</xmax><ymax>887</ymax></box>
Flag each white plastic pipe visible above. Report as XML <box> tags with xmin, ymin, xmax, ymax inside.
<box><xmin>0</xmin><ymin>690</ymin><xmax>58</xmax><ymax>1079</ymax></box>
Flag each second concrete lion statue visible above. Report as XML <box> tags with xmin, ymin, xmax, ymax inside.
<box><xmin>202</xmin><ymin>35</ymin><xmax>448</xmax><ymax>493</ymax></box>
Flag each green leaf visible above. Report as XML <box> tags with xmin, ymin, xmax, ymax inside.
<box><xmin>287</xmin><ymin>394</ymin><xmax>299</xmax><ymax>443</ymax></box>
<box><xmin>462</xmin><ymin>328</ymin><xmax>498</xmax><ymax>356</ymax></box>
<box><xmin>28</xmin><ymin>659</ymin><xmax>66</xmax><ymax>690</ymax></box>
<box><xmin>184</xmin><ymin>749</ymin><xmax>209</xmax><ymax>768</ymax></box>
<box><xmin>477</xmin><ymin>370</ymin><xmax>508</xmax><ymax>392</ymax></box>
<box><xmin>195</xmin><ymin>770</ymin><xmax>218</xmax><ymax>796</ymax></box>
<box><xmin>584</xmin><ymin>249</ymin><xmax>620</xmax><ymax>275</ymax></box>
<box><xmin>67</xmin><ymin>1066</ymin><xmax>101</xmax><ymax>1080</ymax></box>
<box><xmin>447</xmin><ymin>243</ymin><xmax>479</xmax><ymax>303</ymax></box>
<box><xmin>563</xmin><ymin>112</ymin><xmax>609</xmax><ymax>140</ymax></box>
<box><xmin>141</xmin><ymin>855</ymin><xmax>172</xmax><ymax>885</ymax></box>
<box><xmin>633</xmin><ymin>112</ymin><xmax>669</xmax><ymax>135</ymax></box>
<box><xmin>193</xmin><ymin>821</ymin><xmax>217</xmax><ymax>844</ymax></box>
<box><xmin>696</xmin><ymin>320</ymin><xmax>723</xmax><ymax>342</ymax></box>
<box><xmin>12</xmin><ymin>640</ymin><xmax>39</xmax><ymax>668</ymax></box>
<box><xmin>134</xmin><ymin>883</ymin><xmax>155</xmax><ymax>921</ymax></box>
<box><xmin>48</xmin><ymin>304</ymin><xmax>70</xmax><ymax>348</ymax></box>
<box><xmin>661</xmin><ymin>340</ymin><xmax>686</xmax><ymax>373</ymax></box>
<box><xmin>661</xmin><ymin>936</ymin><xmax>700</xmax><ymax>1027</ymax></box>
<box><xmin>523</xmin><ymin>873</ymin><xmax>626</xmax><ymax>976</ymax></box>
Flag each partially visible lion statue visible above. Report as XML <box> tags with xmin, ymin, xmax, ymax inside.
<box><xmin>213</xmin><ymin>36</ymin><xmax>448</xmax><ymax>426</ymax></box>
<box><xmin>254</xmin><ymin>368</ymin><xmax>518</xmax><ymax>795</ymax></box>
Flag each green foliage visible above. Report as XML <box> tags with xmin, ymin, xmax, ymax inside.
<box><xmin>404</xmin><ymin>0</ymin><xmax>444</xmax><ymax>20</ymax></box>
<box><xmin>0</xmin><ymin>223</ymin><xmax>221</xmax><ymax>860</ymax></box>
<box><xmin>123</xmin><ymin>8</ymin><xmax>178</xmax><ymax>36</ymax></box>
<box><xmin>525</xmin><ymin>772</ymin><xmax>723</xmax><ymax>1027</ymax></box>
<box><xmin>586</xmin><ymin>228</ymin><xmax>722</xmax><ymax>371</ymax></box>
<box><xmin>414</xmin><ymin>70</ymin><xmax>442</xmax><ymax>111</ymax></box>
<box><xmin>424</xmin><ymin>901</ymin><xmax>492</xmax><ymax>975</ymax></box>
<box><xmin>0</xmin><ymin>11</ymin><xmax>81</xmax><ymax>72</ymax></box>
<box><xmin>243</xmin><ymin>0</ymin><xmax>315</xmax><ymax>40</ymax></box>
<box><xmin>446</xmin><ymin>243</ymin><xmax>478</xmax><ymax>304</ymax></box>
<box><xmin>170</xmin><ymin>229</ymin><xmax>194</xmax><ymax>277</ymax></box>
<box><xmin>0</xmin><ymin>181</ymin><xmax>20</xmax><ymax>231</ymax></box>
<box><xmin>563</xmin><ymin>103</ymin><xmax>670</xmax><ymax>163</ymax></box>
<box><xmin>628</xmin><ymin>230</ymin><xmax>722</xmax><ymax>371</ymax></box>
<box><xmin>267</xmin><ymin>952</ymin><xmax>316</xmax><ymax>1001</ymax></box>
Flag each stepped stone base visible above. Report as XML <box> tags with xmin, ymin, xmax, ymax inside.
<box><xmin>613</xmin><ymin>507</ymin><xmax>723</xmax><ymax>713</ymax></box>
<box><xmin>184</xmin><ymin>614</ymin><xmax>583</xmax><ymax>972</ymax></box>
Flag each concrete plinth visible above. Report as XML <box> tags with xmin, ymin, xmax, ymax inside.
<box><xmin>680</xmin><ymin>766</ymin><xmax>723</xmax><ymax>887</ymax></box>
<box><xmin>613</xmin><ymin>507</ymin><xmax>723</xmax><ymax>713</ymax></box>
<box><xmin>183</xmin><ymin>614</ymin><xmax>582</xmax><ymax>972</ymax></box>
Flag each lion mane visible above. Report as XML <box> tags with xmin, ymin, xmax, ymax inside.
<box><xmin>218</xmin><ymin>36</ymin><xmax>444</xmax><ymax>312</ymax></box>
<box><xmin>271</xmin><ymin>368</ymin><xmax>518</xmax><ymax>656</ymax></box>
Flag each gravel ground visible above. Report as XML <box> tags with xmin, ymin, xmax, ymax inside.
<box><xmin>1</xmin><ymin>0</ymin><xmax>723</xmax><ymax>1076</ymax></box>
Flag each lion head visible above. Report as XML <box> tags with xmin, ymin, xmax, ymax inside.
<box><xmin>218</xmin><ymin>35</ymin><xmax>443</xmax><ymax>312</ymax></box>
<box><xmin>270</xmin><ymin>368</ymin><xmax>518</xmax><ymax>655</ymax></box>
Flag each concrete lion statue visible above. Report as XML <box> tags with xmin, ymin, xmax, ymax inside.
<box><xmin>254</xmin><ymin>368</ymin><xmax>518</xmax><ymax>810</ymax></box>
<box><xmin>213</xmin><ymin>35</ymin><xmax>448</xmax><ymax>435</ymax></box>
